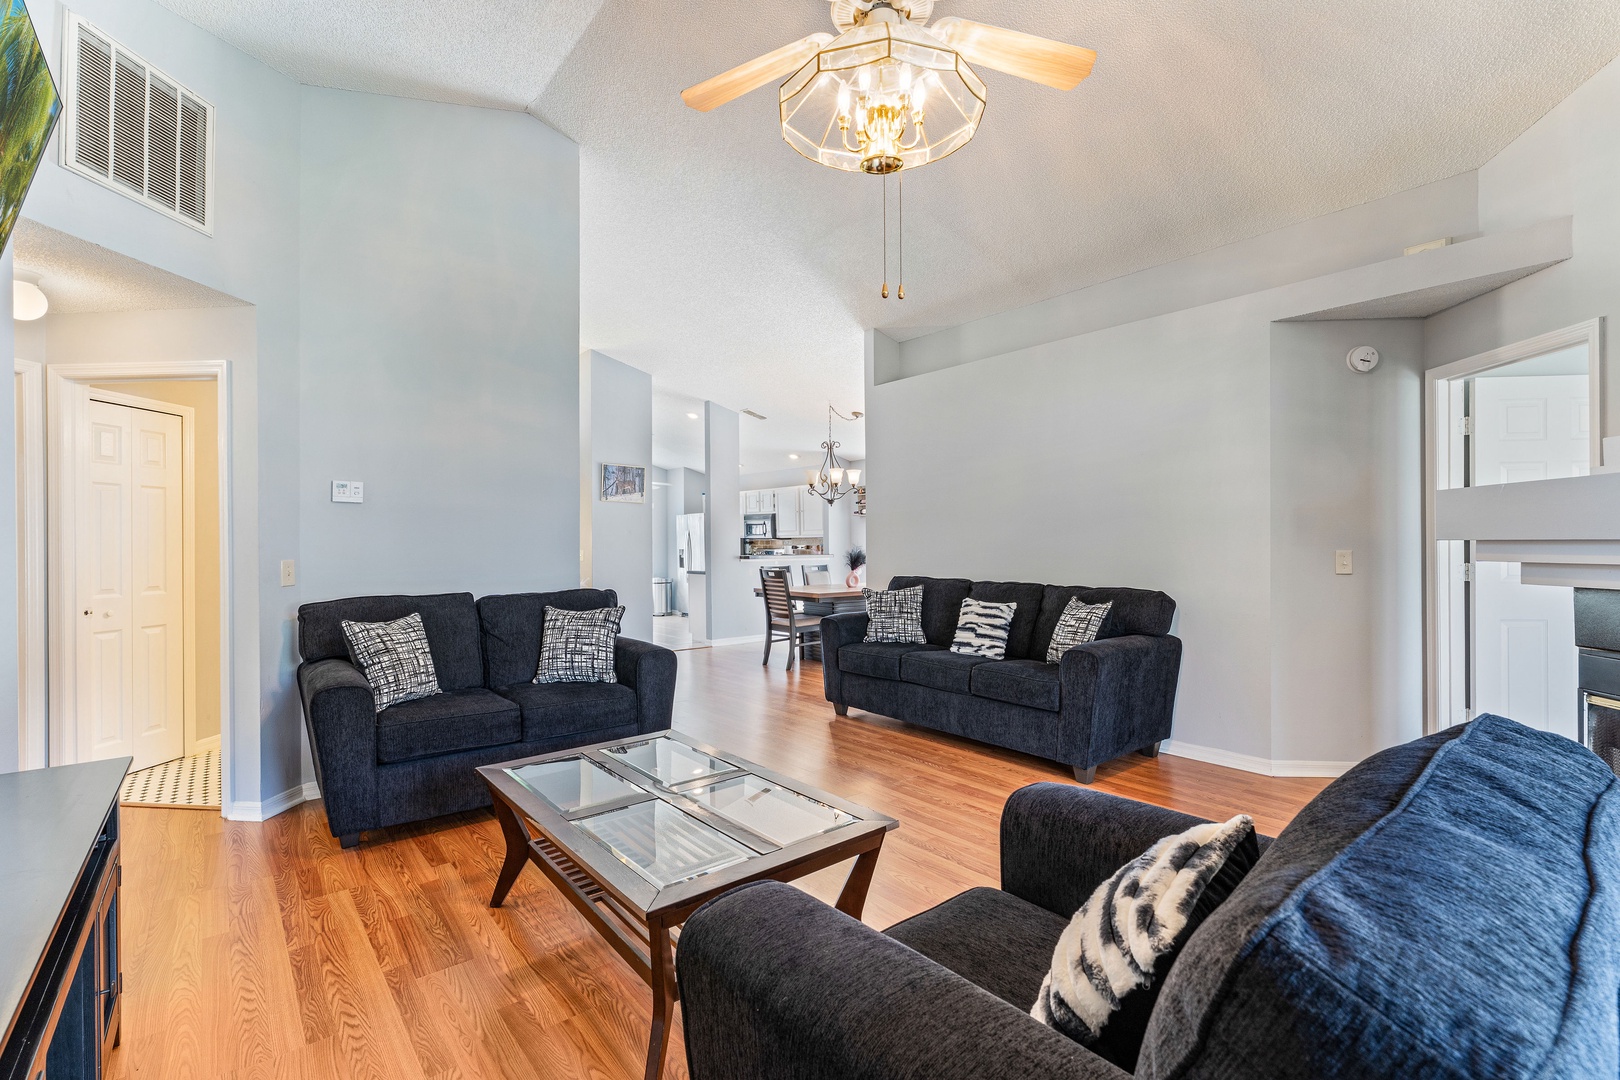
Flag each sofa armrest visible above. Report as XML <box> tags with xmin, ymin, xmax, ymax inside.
<box><xmin>297</xmin><ymin>659</ymin><xmax>380</xmax><ymax>839</ymax></box>
<box><xmin>1000</xmin><ymin>783</ymin><xmax>1214</xmax><ymax>918</ymax></box>
<box><xmin>614</xmin><ymin>636</ymin><xmax>677</xmax><ymax>734</ymax></box>
<box><xmin>678</xmin><ymin>880</ymin><xmax>1129</xmax><ymax>1080</ymax></box>
<box><xmin>1058</xmin><ymin>633</ymin><xmax>1183</xmax><ymax>765</ymax></box>
<box><xmin>820</xmin><ymin>612</ymin><xmax>869</xmax><ymax>706</ymax></box>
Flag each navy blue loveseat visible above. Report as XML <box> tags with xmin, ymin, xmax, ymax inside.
<box><xmin>679</xmin><ymin>715</ymin><xmax>1620</xmax><ymax>1079</ymax></box>
<box><xmin>822</xmin><ymin>576</ymin><xmax>1182</xmax><ymax>781</ymax></box>
<box><xmin>296</xmin><ymin>589</ymin><xmax>676</xmax><ymax>847</ymax></box>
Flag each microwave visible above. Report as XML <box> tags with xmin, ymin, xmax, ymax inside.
<box><xmin>743</xmin><ymin>514</ymin><xmax>775</xmax><ymax>538</ymax></box>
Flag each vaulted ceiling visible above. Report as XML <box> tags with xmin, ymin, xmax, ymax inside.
<box><xmin>158</xmin><ymin>0</ymin><xmax>1620</xmax><ymax>470</ymax></box>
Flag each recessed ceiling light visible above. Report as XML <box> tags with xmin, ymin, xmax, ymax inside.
<box><xmin>686</xmin><ymin>412</ymin><xmax>699</xmax><ymax>419</ymax></box>
<box><xmin>788</xmin><ymin>453</ymin><xmax>799</xmax><ymax>460</ymax></box>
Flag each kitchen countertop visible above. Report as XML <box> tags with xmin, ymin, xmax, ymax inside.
<box><xmin>740</xmin><ymin>553</ymin><xmax>833</xmax><ymax>560</ymax></box>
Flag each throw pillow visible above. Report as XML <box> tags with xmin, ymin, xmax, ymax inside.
<box><xmin>1046</xmin><ymin>598</ymin><xmax>1114</xmax><ymax>663</ymax></box>
<box><xmin>536</xmin><ymin>605</ymin><xmax>625</xmax><ymax>684</ymax></box>
<box><xmin>862</xmin><ymin>585</ymin><xmax>928</xmax><ymax>644</ymax></box>
<box><xmin>950</xmin><ymin>598</ymin><xmax>1018</xmax><ymax>658</ymax></box>
<box><xmin>1032</xmin><ymin>815</ymin><xmax>1258</xmax><ymax>1071</ymax></box>
<box><xmin>342</xmin><ymin>613</ymin><xmax>441</xmax><ymax>712</ymax></box>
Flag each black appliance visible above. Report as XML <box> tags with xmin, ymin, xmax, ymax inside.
<box><xmin>1574</xmin><ymin>588</ymin><xmax>1620</xmax><ymax>776</ymax></box>
<box><xmin>744</xmin><ymin>514</ymin><xmax>775</xmax><ymax>539</ymax></box>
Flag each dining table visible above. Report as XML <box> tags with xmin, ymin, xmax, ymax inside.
<box><xmin>750</xmin><ymin>581</ymin><xmax>866</xmax><ymax>602</ymax></box>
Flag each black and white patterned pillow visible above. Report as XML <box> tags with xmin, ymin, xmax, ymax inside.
<box><xmin>342</xmin><ymin>613</ymin><xmax>441</xmax><ymax>712</ymax></box>
<box><xmin>1046</xmin><ymin>599</ymin><xmax>1114</xmax><ymax>663</ymax></box>
<box><xmin>862</xmin><ymin>585</ymin><xmax>927</xmax><ymax>644</ymax></box>
<box><xmin>536</xmin><ymin>605</ymin><xmax>625</xmax><ymax>684</ymax></box>
<box><xmin>1032</xmin><ymin>815</ymin><xmax>1257</xmax><ymax>1070</ymax></box>
<box><xmin>951</xmin><ymin>598</ymin><xmax>1017</xmax><ymax>659</ymax></box>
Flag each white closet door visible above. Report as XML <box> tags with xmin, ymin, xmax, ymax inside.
<box><xmin>1471</xmin><ymin>374</ymin><xmax>1585</xmax><ymax>738</ymax></box>
<box><xmin>79</xmin><ymin>399</ymin><xmax>185</xmax><ymax>769</ymax></box>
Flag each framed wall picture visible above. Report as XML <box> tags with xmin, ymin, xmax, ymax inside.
<box><xmin>601</xmin><ymin>463</ymin><xmax>646</xmax><ymax>503</ymax></box>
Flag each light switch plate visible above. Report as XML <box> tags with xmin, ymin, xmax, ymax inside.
<box><xmin>332</xmin><ymin>480</ymin><xmax>364</xmax><ymax>503</ymax></box>
<box><xmin>280</xmin><ymin>560</ymin><xmax>296</xmax><ymax>587</ymax></box>
<box><xmin>1334</xmin><ymin>549</ymin><xmax>1353</xmax><ymax>575</ymax></box>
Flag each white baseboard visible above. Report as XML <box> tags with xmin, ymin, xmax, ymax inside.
<box><xmin>191</xmin><ymin>734</ymin><xmax>221</xmax><ymax>753</ymax></box>
<box><xmin>707</xmin><ymin>634</ymin><xmax>767</xmax><ymax>647</ymax></box>
<box><xmin>224</xmin><ymin>780</ymin><xmax>319</xmax><ymax>822</ymax></box>
<box><xmin>1162</xmin><ymin>740</ymin><xmax>1356</xmax><ymax>778</ymax></box>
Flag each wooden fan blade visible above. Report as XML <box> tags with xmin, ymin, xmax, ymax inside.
<box><xmin>931</xmin><ymin>17</ymin><xmax>1096</xmax><ymax>91</ymax></box>
<box><xmin>681</xmin><ymin>34</ymin><xmax>835</xmax><ymax>112</ymax></box>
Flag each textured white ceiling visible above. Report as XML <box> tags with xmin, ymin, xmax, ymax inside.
<box><xmin>155</xmin><ymin>0</ymin><xmax>1620</xmax><ymax>469</ymax></box>
<box><xmin>13</xmin><ymin>217</ymin><xmax>249</xmax><ymax>312</ymax></box>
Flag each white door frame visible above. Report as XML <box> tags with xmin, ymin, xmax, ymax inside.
<box><xmin>1423</xmin><ymin>318</ymin><xmax>1603</xmax><ymax>735</ymax></box>
<box><xmin>15</xmin><ymin>359</ymin><xmax>45</xmax><ymax>769</ymax></box>
<box><xmin>46</xmin><ymin>361</ymin><xmax>232</xmax><ymax>811</ymax></box>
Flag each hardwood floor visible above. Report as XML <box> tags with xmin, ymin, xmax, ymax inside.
<box><xmin>108</xmin><ymin>645</ymin><xmax>1331</xmax><ymax>1080</ymax></box>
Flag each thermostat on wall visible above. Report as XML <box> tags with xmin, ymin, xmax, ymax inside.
<box><xmin>332</xmin><ymin>480</ymin><xmax>364</xmax><ymax>503</ymax></box>
<box><xmin>1346</xmin><ymin>346</ymin><xmax>1380</xmax><ymax>373</ymax></box>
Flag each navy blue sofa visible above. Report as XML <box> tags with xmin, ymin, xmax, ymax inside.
<box><xmin>822</xmin><ymin>576</ymin><xmax>1182</xmax><ymax>781</ymax></box>
<box><xmin>296</xmin><ymin>588</ymin><xmax>676</xmax><ymax>847</ymax></box>
<box><xmin>678</xmin><ymin>715</ymin><xmax>1620</xmax><ymax>1079</ymax></box>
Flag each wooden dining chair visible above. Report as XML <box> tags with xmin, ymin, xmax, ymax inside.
<box><xmin>761</xmin><ymin>567</ymin><xmax>821</xmax><ymax>671</ymax></box>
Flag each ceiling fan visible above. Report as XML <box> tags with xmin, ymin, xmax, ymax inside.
<box><xmin>680</xmin><ymin>0</ymin><xmax>1096</xmax><ymax>176</ymax></box>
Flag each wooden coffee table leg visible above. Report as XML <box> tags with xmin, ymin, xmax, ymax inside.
<box><xmin>833</xmin><ymin>842</ymin><xmax>883</xmax><ymax>919</ymax></box>
<box><xmin>644</xmin><ymin>916</ymin><xmax>676</xmax><ymax>1080</ymax></box>
<box><xmin>489</xmin><ymin>794</ymin><xmax>531</xmax><ymax>908</ymax></box>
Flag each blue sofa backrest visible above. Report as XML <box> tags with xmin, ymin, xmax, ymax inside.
<box><xmin>476</xmin><ymin>589</ymin><xmax>620</xmax><ymax>688</ymax></box>
<box><xmin>1140</xmin><ymin>715</ymin><xmax>1620</xmax><ymax>1079</ymax></box>
<box><xmin>297</xmin><ymin>592</ymin><xmax>485</xmax><ymax>692</ymax></box>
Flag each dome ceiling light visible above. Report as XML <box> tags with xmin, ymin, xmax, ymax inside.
<box><xmin>682</xmin><ymin>0</ymin><xmax>1094</xmax><ymax>299</ymax></box>
<box><xmin>13</xmin><ymin>273</ymin><xmax>47</xmax><ymax>321</ymax></box>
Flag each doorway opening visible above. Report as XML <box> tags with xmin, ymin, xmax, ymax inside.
<box><xmin>43</xmin><ymin>362</ymin><xmax>230</xmax><ymax>808</ymax></box>
<box><xmin>1425</xmin><ymin>320</ymin><xmax>1602</xmax><ymax>738</ymax></box>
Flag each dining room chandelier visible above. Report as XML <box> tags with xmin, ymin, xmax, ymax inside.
<box><xmin>806</xmin><ymin>406</ymin><xmax>863</xmax><ymax>504</ymax></box>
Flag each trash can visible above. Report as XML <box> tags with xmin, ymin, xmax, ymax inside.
<box><xmin>651</xmin><ymin>578</ymin><xmax>673</xmax><ymax>616</ymax></box>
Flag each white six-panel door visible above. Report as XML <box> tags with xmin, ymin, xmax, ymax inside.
<box><xmin>79</xmin><ymin>398</ymin><xmax>185</xmax><ymax>769</ymax></box>
<box><xmin>1470</xmin><ymin>373</ymin><xmax>1587</xmax><ymax>739</ymax></box>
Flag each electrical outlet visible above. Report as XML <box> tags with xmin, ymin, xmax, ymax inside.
<box><xmin>1334</xmin><ymin>549</ymin><xmax>1353</xmax><ymax>575</ymax></box>
<box><xmin>280</xmin><ymin>559</ymin><xmax>296</xmax><ymax>587</ymax></box>
<box><xmin>332</xmin><ymin>480</ymin><xmax>364</xmax><ymax>503</ymax></box>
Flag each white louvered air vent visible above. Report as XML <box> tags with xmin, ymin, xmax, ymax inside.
<box><xmin>61</xmin><ymin>12</ymin><xmax>213</xmax><ymax>234</ymax></box>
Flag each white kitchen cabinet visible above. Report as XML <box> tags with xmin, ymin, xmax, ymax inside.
<box><xmin>798</xmin><ymin>488</ymin><xmax>825</xmax><ymax>536</ymax></box>
<box><xmin>773</xmin><ymin>486</ymin><xmax>800</xmax><ymax>536</ymax></box>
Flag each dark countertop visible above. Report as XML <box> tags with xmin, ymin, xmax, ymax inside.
<box><xmin>0</xmin><ymin>758</ymin><xmax>128</xmax><ymax>1049</ymax></box>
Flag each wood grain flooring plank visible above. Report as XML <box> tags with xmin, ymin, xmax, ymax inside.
<box><xmin>105</xmin><ymin>643</ymin><xmax>1330</xmax><ymax>1079</ymax></box>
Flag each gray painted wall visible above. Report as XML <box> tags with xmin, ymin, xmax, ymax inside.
<box><xmin>649</xmin><ymin>467</ymin><xmax>669</xmax><ymax>579</ymax></box>
<box><xmin>299</xmin><ymin>87</ymin><xmax>580</xmax><ymax>604</ymax></box>
<box><xmin>585</xmin><ymin>351</ymin><xmax>652</xmax><ymax>639</ymax></box>
<box><xmin>1269</xmin><ymin>321</ymin><xmax>1424</xmax><ymax>763</ymax></box>
<box><xmin>9</xmin><ymin>1</ymin><xmax>582</xmax><ymax>816</ymax></box>
<box><xmin>704</xmin><ymin>403</ymin><xmax>753</xmax><ymax>641</ymax></box>
<box><xmin>1425</xmin><ymin>51</ymin><xmax>1620</xmax><ymax>423</ymax></box>
<box><xmin>868</xmin><ymin>177</ymin><xmax>1475</xmax><ymax>769</ymax></box>
<box><xmin>20</xmin><ymin>0</ymin><xmax>302</xmax><ymax>807</ymax></box>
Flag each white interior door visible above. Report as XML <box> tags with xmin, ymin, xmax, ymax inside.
<box><xmin>1470</xmin><ymin>373</ymin><xmax>1586</xmax><ymax>738</ymax></box>
<box><xmin>79</xmin><ymin>398</ymin><xmax>186</xmax><ymax>769</ymax></box>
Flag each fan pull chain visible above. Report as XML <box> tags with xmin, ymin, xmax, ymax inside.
<box><xmin>898</xmin><ymin>173</ymin><xmax>905</xmax><ymax>300</ymax></box>
<box><xmin>881</xmin><ymin>175</ymin><xmax>889</xmax><ymax>299</ymax></box>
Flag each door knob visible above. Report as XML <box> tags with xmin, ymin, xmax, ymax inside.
<box><xmin>83</xmin><ymin>609</ymin><xmax>92</xmax><ymax>616</ymax></box>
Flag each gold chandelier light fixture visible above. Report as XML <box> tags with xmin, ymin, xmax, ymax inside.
<box><xmin>682</xmin><ymin>0</ymin><xmax>1095</xmax><ymax>296</ymax></box>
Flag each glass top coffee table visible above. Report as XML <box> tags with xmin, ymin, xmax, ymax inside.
<box><xmin>478</xmin><ymin>730</ymin><xmax>897</xmax><ymax>1080</ymax></box>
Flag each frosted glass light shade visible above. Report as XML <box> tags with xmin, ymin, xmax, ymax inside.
<box><xmin>845</xmin><ymin>469</ymin><xmax>861</xmax><ymax>485</ymax></box>
<box><xmin>13</xmin><ymin>279</ymin><xmax>46</xmax><ymax>320</ymax></box>
<box><xmin>780</xmin><ymin>20</ymin><xmax>985</xmax><ymax>174</ymax></box>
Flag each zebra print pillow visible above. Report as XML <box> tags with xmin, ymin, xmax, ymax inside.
<box><xmin>341</xmin><ymin>613</ymin><xmax>441</xmax><ymax>712</ymax></box>
<box><xmin>950</xmin><ymin>598</ymin><xmax>1018</xmax><ymax>658</ymax></box>
<box><xmin>1046</xmin><ymin>599</ymin><xmax>1114</xmax><ymax>663</ymax></box>
<box><xmin>1032</xmin><ymin>815</ymin><xmax>1256</xmax><ymax>1063</ymax></box>
<box><xmin>862</xmin><ymin>585</ymin><xmax>928</xmax><ymax>644</ymax></box>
